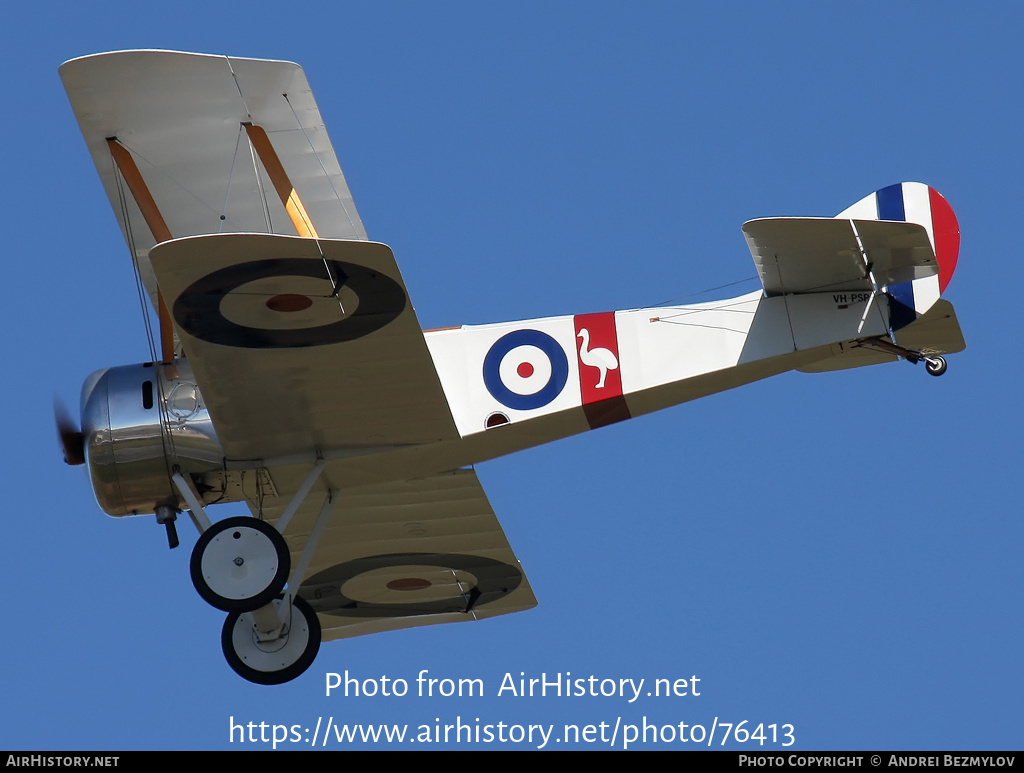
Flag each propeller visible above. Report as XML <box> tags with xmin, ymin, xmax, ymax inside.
<box><xmin>54</xmin><ymin>397</ymin><xmax>85</xmax><ymax>466</ymax></box>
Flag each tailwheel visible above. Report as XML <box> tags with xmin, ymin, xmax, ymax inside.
<box><xmin>857</xmin><ymin>339</ymin><xmax>951</xmax><ymax>378</ymax></box>
<box><xmin>925</xmin><ymin>356</ymin><xmax>947</xmax><ymax>377</ymax></box>
<box><xmin>222</xmin><ymin>595</ymin><xmax>322</xmax><ymax>685</ymax></box>
<box><xmin>190</xmin><ymin>516</ymin><xmax>290</xmax><ymax>612</ymax></box>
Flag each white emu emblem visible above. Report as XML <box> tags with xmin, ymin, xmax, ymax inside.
<box><xmin>576</xmin><ymin>328</ymin><xmax>619</xmax><ymax>389</ymax></box>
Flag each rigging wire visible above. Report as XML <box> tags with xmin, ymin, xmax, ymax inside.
<box><xmin>648</xmin><ymin>295</ymin><xmax>761</xmax><ymax>335</ymax></box>
<box><xmin>115</xmin><ymin>138</ymin><xmax>223</xmax><ymax>221</ymax></box>
<box><xmin>283</xmin><ymin>92</ymin><xmax>363</xmax><ymax>240</ymax></box>
<box><xmin>110</xmin><ymin>150</ymin><xmax>179</xmax><ymax>483</ymax></box>
<box><xmin>245</xmin><ymin>126</ymin><xmax>275</xmax><ymax>233</ymax></box>
<box><xmin>277</xmin><ymin>92</ymin><xmax>352</xmax><ymax>314</ymax></box>
<box><xmin>648</xmin><ymin>275</ymin><xmax>760</xmax><ymax>308</ymax></box>
<box><xmin>220</xmin><ymin>127</ymin><xmax>244</xmax><ymax>233</ymax></box>
<box><xmin>111</xmin><ymin>155</ymin><xmax>158</xmax><ymax>364</ymax></box>
<box><xmin>237</xmin><ymin>115</ymin><xmax>345</xmax><ymax>317</ymax></box>
<box><xmin>627</xmin><ymin>275</ymin><xmax>763</xmax><ymax>336</ymax></box>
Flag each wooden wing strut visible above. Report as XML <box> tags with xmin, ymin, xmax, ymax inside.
<box><xmin>106</xmin><ymin>138</ymin><xmax>176</xmax><ymax>365</ymax></box>
<box><xmin>243</xmin><ymin>123</ymin><xmax>320</xmax><ymax>239</ymax></box>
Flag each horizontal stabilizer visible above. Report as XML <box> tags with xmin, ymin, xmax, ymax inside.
<box><xmin>891</xmin><ymin>299</ymin><xmax>965</xmax><ymax>356</ymax></box>
<box><xmin>797</xmin><ymin>346</ymin><xmax>896</xmax><ymax>373</ymax></box>
<box><xmin>798</xmin><ymin>300</ymin><xmax>964</xmax><ymax>373</ymax></box>
<box><xmin>744</xmin><ymin>217</ymin><xmax>937</xmax><ymax>296</ymax></box>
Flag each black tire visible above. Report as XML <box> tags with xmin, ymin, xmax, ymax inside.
<box><xmin>190</xmin><ymin>516</ymin><xmax>290</xmax><ymax>612</ymax></box>
<box><xmin>221</xmin><ymin>595</ymin><xmax>322</xmax><ymax>685</ymax></box>
<box><xmin>925</xmin><ymin>356</ymin><xmax>947</xmax><ymax>377</ymax></box>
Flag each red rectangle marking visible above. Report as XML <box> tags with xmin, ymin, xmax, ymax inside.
<box><xmin>574</xmin><ymin>312</ymin><xmax>629</xmax><ymax>428</ymax></box>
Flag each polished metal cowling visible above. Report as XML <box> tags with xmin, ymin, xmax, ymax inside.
<box><xmin>81</xmin><ymin>359</ymin><xmax>224</xmax><ymax>516</ymax></box>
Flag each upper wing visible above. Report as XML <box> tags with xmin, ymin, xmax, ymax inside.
<box><xmin>743</xmin><ymin>217</ymin><xmax>937</xmax><ymax>295</ymax></box>
<box><xmin>60</xmin><ymin>50</ymin><xmax>366</xmax><ymax>314</ymax></box>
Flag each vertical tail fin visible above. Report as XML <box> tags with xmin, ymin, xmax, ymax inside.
<box><xmin>836</xmin><ymin>183</ymin><xmax>960</xmax><ymax>328</ymax></box>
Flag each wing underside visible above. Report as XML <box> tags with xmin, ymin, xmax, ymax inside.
<box><xmin>274</xmin><ymin>468</ymin><xmax>537</xmax><ymax>641</ymax></box>
<box><xmin>148</xmin><ymin>233</ymin><xmax>460</xmax><ymax>459</ymax></box>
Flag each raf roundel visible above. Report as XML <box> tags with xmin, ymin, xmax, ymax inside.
<box><xmin>173</xmin><ymin>258</ymin><xmax>406</xmax><ymax>349</ymax></box>
<box><xmin>300</xmin><ymin>553</ymin><xmax>524</xmax><ymax>618</ymax></box>
<box><xmin>483</xmin><ymin>330</ymin><xmax>569</xmax><ymax>411</ymax></box>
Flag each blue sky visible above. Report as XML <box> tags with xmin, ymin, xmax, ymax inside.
<box><xmin>3</xmin><ymin>1</ymin><xmax>1021</xmax><ymax>750</ymax></box>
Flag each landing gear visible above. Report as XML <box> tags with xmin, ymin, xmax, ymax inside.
<box><xmin>222</xmin><ymin>595</ymin><xmax>322</xmax><ymax>685</ymax></box>
<box><xmin>172</xmin><ymin>465</ymin><xmax>333</xmax><ymax>685</ymax></box>
<box><xmin>190</xmin><ymin>516</ymin><xmax>290</xmax><ymax>612</ymax></box>
<box><xmin>925</xmin><ymin>356</ymin><xmax>947</xmax><ymax>377</ymax></box>
<box><xmin>858</xmin><ymin>339</ymin><xmax>949</xmax><ymax>377</ymax></box>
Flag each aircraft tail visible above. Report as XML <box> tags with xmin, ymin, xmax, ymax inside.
<box><xmin>835</xmin><ymin>182</ymin><xmax>960</xmax><ymax>329</ymax></box>
<box><xmin>798</xmin><ymin>183</ymin><xmax>964</xmax><ymax>374</ymax></box>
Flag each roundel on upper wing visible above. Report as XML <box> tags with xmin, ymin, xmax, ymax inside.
<box><xmin>173</xmin><ymin>258</ymin><xmax>406</xmax><ymax>348</ymax></box>
<box><xmin>482</xmin><ymin>329</ymin><xmax>569</xmax><ymax>411</ymax></box>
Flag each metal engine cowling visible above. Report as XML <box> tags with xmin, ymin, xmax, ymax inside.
<box><xmin>81</xmin><ymin>359</ymin><xmax>225</xmax><ymax>516</ymax></box>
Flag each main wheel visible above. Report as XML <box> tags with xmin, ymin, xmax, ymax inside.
<box><xmin>925</xmin><ymin>356</ymin><xmax>947</xmax><ymax>377</ymax></box>
<box><xmin>222</xmin><ymin>595</ymin><xmax>321</xmax><ymax>685</ymax></box>
<box><xmin>190</xmin><ymin>516</ymin><xmax>290</xmax><ymax>612</ymax></box>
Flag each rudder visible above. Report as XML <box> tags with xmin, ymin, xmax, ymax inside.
<box><xmin>836</xmin><ymin>182</ymin><xmax>960</xmax><ymax>329</ymax></box>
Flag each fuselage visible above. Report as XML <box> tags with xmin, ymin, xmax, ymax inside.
<box><xmin>82</xmin><ymin>286</ymin><xmax>890</xmax><ymax>518</ymax></box>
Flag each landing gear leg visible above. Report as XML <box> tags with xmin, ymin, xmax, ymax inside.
<box><xmin>222</xmin><ymin>596</ymin><xmax>321</xmax><ymax>685</ymax></box>
<box><xmin>859</xmin><ymin>339</ymin><xmax>949</xmax><ymax>377</ymax></box>
<box><xmin>170</xmin><ymin>466</ymin><xmax>334</xmax><ymax>684</ymax></box>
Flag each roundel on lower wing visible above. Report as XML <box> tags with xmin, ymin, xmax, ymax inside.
<box><xmin>482</xmin><ymin>329</ymin><xmax>569</xmax><ymax>411</ymax></box>
<box><xmin>299</xmin><ymin>553</ymin><xmax>523</xmax><ymax>617</ymax></box>
<box><xmin>172</xmin><ymin>258</ymin><xmax>406</xmax><ymax>348</ymax></box>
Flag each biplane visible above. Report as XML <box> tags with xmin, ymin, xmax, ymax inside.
<box><xmin>58</xmin><ymin>50</ymin><xmax>964</xmax><ymax>684</ymax></box>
